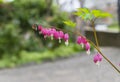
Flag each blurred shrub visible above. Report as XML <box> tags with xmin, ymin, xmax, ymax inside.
<box><xmin>0</xmin><ymin>23</ymin><xmax>47</xmax><ymax>58</ymax></box>
<box><xmin>0</xmin><ymin>0</ymin><xmax>56</xmax><ymax>30</ymax></box>
<box><xmin>22</xmin><ymin>32</ymin><xmax>46</xmax><ymax>52</ymax></box>
<box><xmin>0</xmin><ymin>23</ymin><xmax>22</xmax><ymax>58</ymax></box>
<box><xmin>0</xmin><ymin>0</ymin><xmax>70</xmax><ymax>51</ymax></box>
<box><xmin>11</xmin><ymin>0</ymin><xmax>48</xmax><ymax>31</ymax></box>
<box><xmin>0</xmin><ymin>43</ymin><xmax>84</xmax><ymax>68</ymax></box>
<box><xmin>49</xmin><ymin>12</ymin><xmax>69</xmax><ymax>29</ymax></box>
<box><xmin>17</xmin><ymin>43</ymin><xmax>84</xmax><ymax>66</ymax></box>
<box><xmin>0</xmin><ymin>0</ymin><xmax>81</xmax><ymax>67</ymax></box>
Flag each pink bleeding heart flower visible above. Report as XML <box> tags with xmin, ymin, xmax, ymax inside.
<box><xmin>50</xmin><ymin>28</ymin><xmax>56</xmax><ymax>40</ymax></box>
<box><xmin>41</xmin><ymin>28</ymin><xmax>48</xmax><ymax>38</ymax></box>
<box><xmin>77</xmin><ymin>36</ymin><xmax>82</xmax><ymax>44</ymax></box>
<box><xmin>38</xmin><ymin>25</ymin><xmax>43</xmax><ymax>32</ymax></box>
<box><xmin>64</xmin><ymin>33</ymin><xmax>69</xmax><ymax>46</ymax></box>
<box><xmin>46</xmin><ymin>28</ymin><xmax>51</xmax><ymax>36</ymax></box>
<box><xmin>85</xmin><ymin>42</ymin><xmax>90</xmax><ymax>55</ymax></box>
<box><xmin>93</xmin><ymin>53</ymin><xmax>102</xmax><ymax>66</ymax></box>
<box><xmin>53</xmin><ymin>31</ymin><xmax>59</xmax><ymax>39</ymax></box>
<box><xmin>58</xmin><ymin>31</ymin><xmax>64</xmax><ymax>43</ymax></box>
<box><xmin>81</xmin><ymin>36</ymin><xmax>87</xmax><ymax>44</ymax></box>
<box><xmin>77</xmin><ymin>36</ymin><xmax>87</xmax><ymax>48</ymax></box>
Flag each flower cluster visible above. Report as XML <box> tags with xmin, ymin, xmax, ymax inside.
<box><xmin>33</xmin><ymin>24</ymin><xmax>69</xmax><ymax>46</ymax></box>
<box><xmin>32</xmin><ymin>24</ymin><xmax>103</xmax><ymax>66</ymax></box>
<box><xmin>77</xmin><ymin>36</ymin><xmax>90</xmax><ymax>55</ymax></box>
<box><xmin>76</xmin><ymin>36</ymin><xmax>102</xmax><ymax>65</ymax></box>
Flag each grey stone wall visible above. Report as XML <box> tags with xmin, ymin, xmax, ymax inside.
<box><xmin>85</xmin><ymin>30</ymin><xmax>120</xmax><ymax>47</ymax></box>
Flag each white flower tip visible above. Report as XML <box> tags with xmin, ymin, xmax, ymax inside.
<box><xmin>86</xmin><ymin>50</ymin><xmax>90</xmax><ymax>55</ymax></box>
<box><xmin>44</xmin><ymin>35</ymin><xmax>47</xmax><ymax>38</ymax></box>
<box><xmin>81</xmin><ymin>43</ymin><xmax>84</xmax><ymax>48</ymax></box>
<box><xmin>51</xmin><ymin>35</ymin><xmax>53</xmax><ymax>40</ymax></box>
<box><xmin>65</xmin><ymin>40</ymin><xmax>69</xmax><ymax>46</ymax></box>
<box><xmin>59</xmin><ymin>39</ymin><xmax>61</xmax><ymax>43</ymax></box>
<box><xmin>96</xmin><ymin>61</ymin><xmax>100</xmax><ymax>67</ymax></box>
<box><xmin>58</xmin><ymin>37</ymin><xmax>61</xmax><ymax>43</ymax></box>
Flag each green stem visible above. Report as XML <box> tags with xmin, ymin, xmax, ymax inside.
<box><xmin>90</xmin><ymin>20</ymin><xmax>120</xmax><ymax>73</ymax></box>
<box><xmin>89</xmin><ymin>40</ymin><xmax>120</xmax><ymax>74</ymax></box>
<box><xmin>91</xmin><ymin>21</ymin><xmax>99</xmax><ymax>48</ymax></box>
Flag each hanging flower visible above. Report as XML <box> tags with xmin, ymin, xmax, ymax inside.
<box><xmin>53</xmin><ymin>31</ymin><xmax>59</xmax><ymax>39</ymax></box>
<box><xmin>77</xmin><ymin>36</ymin><xmax>82</xmax><ymax>44</ymax></box>
<box><xmin>77</xmin><ymin>36</ymin><xmax>87</xmax><ymax>48</ymax></box>
<box><xmin>85</xmin><ymin>42</ymin><xmax>90</xmax><ymax>55</ymax></box>
<box><xmin>77</xmin><ymin>36</ymin><xmax>91</xmax><ymax>54</ymax></box>
<box><xmin>32</xmin><ymin>24</ymin><xmax>70</xmax><ymax>45</ymax></box>
<box><xmin>41</xmin><ymin>28</ymin><xmax>48</xmax><ymax>38</ymax></box>
<box><xmin>64</xmin><ymin>33</ymin><xmax>69</xmax><ymax>46</ymax></box>
<box><xmin>50</xmin><ymin>28</ymin><xmax>56</xmax><ymax>40</ymax></box>
<box><xmin>58</xmin><ymin>31</ymin><xmax>64</xmax><ymax>43</ymax></box>
<box><xmin>93</xmin><ymin>53</ymin><xmax>102</xmax><ymax>66</ymax></box>
<box><xmin>81</xmin><ymin>36</ymin><xmax>87</xmax><ymax>44</ymax></box>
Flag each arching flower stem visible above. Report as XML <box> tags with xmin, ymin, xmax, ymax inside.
<box><xmin>36</xmin><ymin>24</ymin><xmax>120</xmax><ymax>74</ymax></box>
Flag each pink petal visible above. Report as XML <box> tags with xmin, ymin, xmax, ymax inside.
<box><xmin>38</xmin><ymin>25</ymin><xmax>43</xmax><ymax>31</ymax></box>
<box><xmin>64</xmin><ymin>33</ymin><xmax>69</xmax><ymax>41</ymax></box>
<box><xmin>93</xmin><ymin>53</ymin><xmax>102</xmax><ymax>63</ymax></box>
<box><xmin>77</xmin><ymin>36</ymin><xmax>82</xmax><ymax>44</ymax></box>
<box><xmin>85</xmin><ymin>42</ymin><xmax>90</xmax><ymax>51</ymax></box>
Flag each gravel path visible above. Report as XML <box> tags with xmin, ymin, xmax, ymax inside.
<box><xmin>0</xmin><ymin>47</ymin><xmax>120</xmax><ymax>82</ymax></box>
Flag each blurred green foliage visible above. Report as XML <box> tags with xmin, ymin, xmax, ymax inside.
<box><xmin>0</xmin><ymin>43</ymin><xmax>85</xmax><ymax>68</ymax></box>
<box><xmin>0</xmin><ymin>0</ymin><xmax>82</xmax><ymax>68</ymax></box>
<box><xmin>0</xmin><ymin>0</ymin><xmax>68</xmax><ymax>54</ymax></box>
<box><xmin>49</xmin><ymin>12</ymin><xmax>69</xmax><ymax>29</ymax></box>
<box><xmin>63</xmin><ymin>20</ymin><xmax>76</xmax><ymax>28</ymax></box>
<box><xmin>0</xmin><ymin>0</ymin><xmax>48</xmax><ymax>58</ymax></box>
<box><xmin>0</xmin><ymin>0</ymin><xmax>55</xmax><ymax>31</ymax></box>
<box><xmin>0</xmin><ymin>23</ymin><xmax>22</xmax><ymax>58</ymax></box>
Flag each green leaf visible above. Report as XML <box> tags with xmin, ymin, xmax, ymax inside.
<box><xmin>100</xmin><ymin>12</ymin><xmax>112</xmax><ymax>18</ymax></box>
<box><xmin>84</xmin><ymin>13</ymin><xmax>93</xmax><ymax>21</ymax></box>
<box><xmin>74</xmin><ymin>8</ymin><xmax>93</xmax><ymax>21</ymax></box>
<box><xmin>77</xmin><ymin>8</ymin><xmax>90</xmax><ymax>13</ymax></box>
<box><xmin>91</xmin><ymin>10</ymin><xmax>102</xmax><ymax>18</ymax></box>
<box><xmin>92</xmin><ymin>10</ymin><xmax>112</xmax><ymax>18</ymax></box>
<box><xmin>74</xmin><ymin>8</ymin><xmax>90</xmax><ymax>16</ymax></box>
<box><xmin>63</xmin><ymin>20</ymin><xmax>76</xmax><ymax>28</ymax></box>
<box><xmin>74</xmin><ymin>8</ymin><xmax>112</xmax><ymax>21</ymax></box>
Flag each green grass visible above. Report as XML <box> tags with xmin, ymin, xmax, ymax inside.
<box><xmin>0</xmin><ymin>43</ymin><xmax>90</xmax><ymax>68</ymax></box>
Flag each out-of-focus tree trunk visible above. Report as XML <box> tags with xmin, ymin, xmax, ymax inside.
<box><xmin>45</xmin><ymin>0</ymin><xmax>53</xmax><ymax>16</ymax></box>
<box><xmin>76</xmin><ymin>0</ymin><xmax>85</xmax><ymax>35</ymax></box>
<box><xmin>79</xmin><ymin>0</ymin><xmax>85</xmax><ymax>8</ymax></box>
<box><xmin>56</xmin><ymin>0</ymin><xmax>62</xmax><ymax>11</ymax></box>
<box><xmin>56</xmin><ymin>0</ymin><xmax>67</xmax><ymax>11</ymax></box>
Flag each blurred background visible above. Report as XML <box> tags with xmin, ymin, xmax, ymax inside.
<box><xmin>0</xmin><ymin>0</ymin><xmax>120</xmax><ymax>82</ymax></box>
<box><xmin>0</xmin><ymin>0</ymin><xmax>119</xmax><ymax>68</ymax></box>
